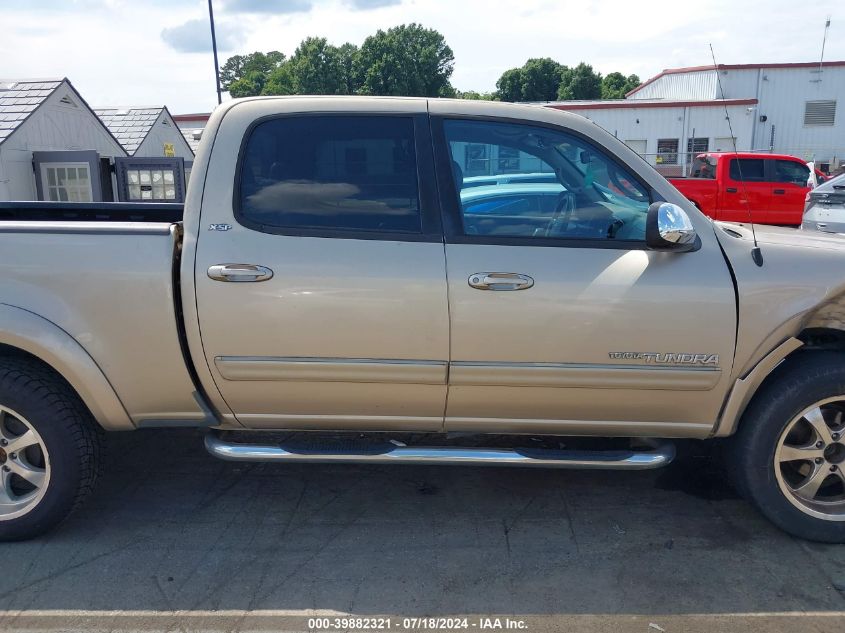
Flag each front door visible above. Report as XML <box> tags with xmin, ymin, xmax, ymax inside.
<box><xmin>194</xmin><ymin>111</ymin><xmax>449</xmax><ymax>431</ymax></box>
<box><xmin>719</xmin><ymin>157</ymin><xmax>772</xmax><ymax>223</ymax></box>
<box><xmin>432</xmin><ymin>114</ymin><xmax>737</xmax><ymax>436</ymax></box>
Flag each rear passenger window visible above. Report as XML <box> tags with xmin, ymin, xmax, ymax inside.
<box><xmin>729</xmin><ymin>158</ymin><xmax>766</xmax><ymax>181</ymax></box>
<box><xmin>774</xmin><ymin>160</ymin><xmax>810</xmax><ymax>186</ymax></box>
<box><xmin>238</xmin><ymin>116</ymin><xmax>421</xmax><ymax>234</ymax></box>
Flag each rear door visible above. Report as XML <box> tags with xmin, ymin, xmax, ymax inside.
<box><xmin>193</xmin><ymin>105</ymin><xmax>449</xmax><ymax>430</ymax></box>
<box><xmin>432</xmin><ymin>113</ymin><xmax>737</xmax><ymax>436</ymax></box>
<box><xmin>770</xmin><ymin>159</ymin><xmax>811</xmax><ymax>225</ymax></box>
<box><xmin>719</xmin><ymin>157</ymin><xmax>772</xmax><ymax>223</ymax></box>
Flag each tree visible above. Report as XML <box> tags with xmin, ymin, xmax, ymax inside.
<box><xmin>337</xmin><ymin>42</ymin><xmax>361</xmax><ymax>95</ymax></box>
<box><xmin>262</xmin><ymin>63</ymin><xmax>296</xmax><ymax>96</ymax></box>
<box><xmin>520</xmin><ymin>58</ymin><xmax>566</xmax><ymax>102</ymax></box>
<box><xmin>220</xmin><ymin>51</ymin><xmax>285</xmax><ymax>91</ymax></box>
<box><xmin>601</xmin><ymin>72</ymin><xmax>641</xmax><ymax>99</ymax></box>
<box><xmin>456</xmin><ymin>90</ymin><xmax>495</xmax><ymax>100</ymax></box>
<box><xmin>495</xmin><ymin>67</ymin><xmax>525</xmax><ymax>102</ymax></box>
<box><xmin>558</xmin><ymin>63</ymin><xmax>602</xmax><ymax>100</ymax></box>
<box><xmin>357</xmin><ymin>24</ymin><xmax>455</xmax><ymax>97</ymax></box>
<box><xmin>288</xmin><ymin>37</ymin><xmax>346</xmax><ymax>94</ymax></box>
<box><xmin>227</xmin><ymin>70</ymin><xmax>268</xmax><ymax>98</ymax></box>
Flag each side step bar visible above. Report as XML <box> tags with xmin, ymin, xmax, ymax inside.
<box><xmin>204</xmin><ymin>433</ymin><xmax>675</xmax><ymax>470</ymax></box>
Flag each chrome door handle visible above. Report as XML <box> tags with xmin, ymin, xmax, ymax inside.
<box><xmin>468</xmin><ymin>272</ymin><xmax>534</xmax><ymax>291</ymax></box>
<box><xmin>208</xmin><ymin>264</ymin><xmax>274</xmax><ymax>282</ymax></box>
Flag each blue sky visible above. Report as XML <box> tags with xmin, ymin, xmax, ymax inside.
<box><xmin>2</xmin><ymin>0</ymin><xmax>842</xmax><ymax>113</ymax></box>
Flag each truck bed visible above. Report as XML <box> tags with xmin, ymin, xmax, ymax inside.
<box><xmin>0</xmin><ymin>212</ymin><xmax>205</xmax><ymax>427</ymax></box>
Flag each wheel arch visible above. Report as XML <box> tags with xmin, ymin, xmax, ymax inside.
<box><xmin>0</xmin><ymin>304</ymin><xmax>133</xmax><ymax>431</ymax></box>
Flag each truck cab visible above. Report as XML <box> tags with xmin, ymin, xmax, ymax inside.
<box><xmin>669</xmin><ymin>152</ymin><xmax>812</xmax><ymax>225</ymax></box>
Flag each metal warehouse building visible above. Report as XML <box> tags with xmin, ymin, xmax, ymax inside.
<box><xmin>545</xmin><ymin>61</ymin><xmax>845</xmax><ymax>177</ymax></box>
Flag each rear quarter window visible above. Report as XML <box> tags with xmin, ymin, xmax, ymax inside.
<box><xmin>237</xmin><ymin>115</ymin><xmax>422</xmax><ymax>235</ymax></box>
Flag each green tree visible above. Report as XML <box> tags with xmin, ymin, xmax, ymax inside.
<box><xmin>337</xmin><ymin>42</ymin><xmax>361</xmax><ymax>94</ymax></box>
<box><xmin>357</xmin><ymin>24</ymin><xmax>455</xmax><ymax>97</ymax></box>
<box><xmin>558</xmin><ymin>62</ymin><xmax>602</xmax><ymax>100</ymax></box>
<box><xmin>601</xmin><ymin>72</ymin><xmax>641</xmax><ymax>99</ymax></box>
<box><xmin>288</xmin><ymin>37</ymin><xmax>346</xmax><ymax>94</ymax></box>
<box><xmin>227</xmin><ymin>70</ymin><xmax>268</xmax><ymax>98</ymax></box>
<box><xmin>496</xmin><ymin>67</ymin><xmax>525</xmax><ymax>102</ymax></box>
<box><xmin>220</xmin><ymin>51</ymin><xmax>285</xmax><ymax>91</ymax></box>
<box><xmin>520</xmin><ymin>58</ymin><xmax>566</xmax><ymax>102</ymax></box>
<box><xmin>262</xmin><ymin>63</ymin><xmax>296</xmax><ymax>96</ymax></box>
<box><xmin>456</xmin><ymin>90</ymin><xmax>495</xmax><ymax>100</ymax></box>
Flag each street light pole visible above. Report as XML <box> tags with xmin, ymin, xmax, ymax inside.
<box><xmin>207</xmin><ymin>0</ymin><xmax>223</xmax><ymax>105</ymax></box>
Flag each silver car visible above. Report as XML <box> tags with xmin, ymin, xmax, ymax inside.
<box><xmin>803</xmin><ymin>172</ymin><xmax>845</xmax><ymax>234</ymax></box>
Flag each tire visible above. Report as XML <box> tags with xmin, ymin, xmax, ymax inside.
<box><xmin>727</xmin><ymin>351</ymin><xmax>845</xmax><ymax>543</ymax></box>
<box><xmin>0</xmin><ymin>356</ymin><xmax>103</xmax><ymax>541</ymax></box>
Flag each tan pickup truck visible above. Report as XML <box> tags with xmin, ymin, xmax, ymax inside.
<box><xmin>2</xmin><ymin>97</ymin><xmax>845</xmax><ymax>543</ymax></box>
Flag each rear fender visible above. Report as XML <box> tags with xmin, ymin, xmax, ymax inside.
<box><xmin>0</xmin><ymin>303</ymin><xmax>133</xmax><ymax>431</ymax></box>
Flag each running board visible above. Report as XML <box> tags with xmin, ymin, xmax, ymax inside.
<box><xmin>204</xmin><ymin>433</ymin><xmax>675</xmax><ymax>470</ymax></box>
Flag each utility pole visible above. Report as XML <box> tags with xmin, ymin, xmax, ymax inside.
<box><xmin>208</xmin><ymin>0</ymin><xmax>223</xmax><ymax>105</ymax></box>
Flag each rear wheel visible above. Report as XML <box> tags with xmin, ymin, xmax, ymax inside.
<box><xmin>728</xmin><ymin>352</ymin><xmax>845</xmax><ymax>543</ymax></box>
<box><xmin>0</xmin><ymin>357</ymin><xmax>102</xmax><ymax>541</ymax></box>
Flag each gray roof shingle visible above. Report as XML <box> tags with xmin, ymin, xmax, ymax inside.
<box><xmin>0</xmin><ymin>78</ymin><xmax>64</xmax><ymax>145</ymax></box>
<box><xmin>93</xmin><ymin>107</ymin><xmax>164</xmax><ymax>155</ymax></box>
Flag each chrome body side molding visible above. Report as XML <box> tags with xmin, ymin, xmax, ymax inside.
<box><xmin>204</xmin><ymin>432</ymin><xmax>675</xmax><ymax>470</ymax></box>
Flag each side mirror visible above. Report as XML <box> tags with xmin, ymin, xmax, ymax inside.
<box><xmin>646</xmin><ymin>202</ymin><xmax>698</xmax><ymax>251</ymax></box>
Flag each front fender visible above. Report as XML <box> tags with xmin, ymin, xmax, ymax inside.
<box><xmin>0</xmin><ymin>303</ymin><xmax>133</xmax><ymax>431</ymax></box>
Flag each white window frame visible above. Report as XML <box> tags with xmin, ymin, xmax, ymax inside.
<box><xmin>39</xmin><ymin>162</ymin><xmax>94</xmax><ymax>202</ymax></box>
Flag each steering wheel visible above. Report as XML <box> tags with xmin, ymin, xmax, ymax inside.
<box><xmin>545</xmin><ymin>192</ymin><xmax>576</xmax><ymax>237</ymax></box>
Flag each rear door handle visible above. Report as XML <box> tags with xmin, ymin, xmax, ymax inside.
<box><xmin>725</xmin><ymin>187</ymin><xmax>738</xmax><ymax>193</ymax></box>
<box><xmin>773</xmin><ymin>189</ymin><xmax>786</xmax><ymax>195</ymax></box>
<box><xmin>208</xmin><ymin>264</ymin><xmax>274</xmax><ymax>282</ymax></box>
<box><xmin>468</xmin><ymin>272</ymin><xmax>534</xmax><ymax>291</ymax></box>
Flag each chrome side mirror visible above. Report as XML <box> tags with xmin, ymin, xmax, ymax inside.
<box><xmin>646</xmin><ymin>202</ymin><xmax>698</xmax><ymax>251</ymax></box>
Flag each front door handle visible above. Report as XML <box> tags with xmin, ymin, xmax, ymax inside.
<box><xmin>773</xmin><ymin>189</ymin><xmax>786</xmax><ymax>195</ymax></box>
<box><xmin>725</xmin><ymin>187</ymin><xmax>738</xmax><ymax>193</ymax></box>
<box><xmin>468</xmin><ymin>272</ymin><xmax>534</xmax><ymax>291</ymax></box>
<box><xmin>208</xmin><ymin>264</ymin><xmax>274</xmax><ymax>282</ymax></box>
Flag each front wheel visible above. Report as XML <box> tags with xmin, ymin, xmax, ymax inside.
<box><xmin>728</xmin><ymin>352</ymin><xmax>845</xmax><ymax>543</ymax></box>
<box><xmin>0</xmin><ymin>358</ymin><xmax>102</xmax><ymax>541</ymax></box>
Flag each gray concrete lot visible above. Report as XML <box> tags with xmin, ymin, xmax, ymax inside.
<box><xmin>1</xmin><ymin>430</ymin><xmax>844</xmax><ymax>632</ymax></box>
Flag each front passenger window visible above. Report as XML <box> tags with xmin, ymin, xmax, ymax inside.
<box><xmin>442</xmin><ymin>119</ymin><xmax>650</xmax><ymax>241</ymax></box>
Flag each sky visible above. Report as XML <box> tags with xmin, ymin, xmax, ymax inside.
<box><xmin>2</xmin><ymin>0</ymin><xmax>842</xmax><ymax>114</ymax></box>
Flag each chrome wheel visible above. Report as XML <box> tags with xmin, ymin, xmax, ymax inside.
<box><xmin>0</xmin><ymin>405</ymin><xmax>50</xmax><ymax>521</ymax></box>
<box><xmin>775</xmin><ymin>397</ymin><xmax>845</xmax><ymax>521</ymax></box>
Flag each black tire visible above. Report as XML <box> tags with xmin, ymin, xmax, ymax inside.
<box><xmin>727</xmin><ymin>351</ymin><xmax>845</xmax><ymax>543</ymax></box>
<box><xmin>0</xmin><ymin>356</ymin><xmax>103</xmax><ymax>541</ymax></box>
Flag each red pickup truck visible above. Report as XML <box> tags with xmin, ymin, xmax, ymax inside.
<box><xmin>668</xmin><ymin>153</ymin><xmax>812</xmax><ymax>225</ymax></box>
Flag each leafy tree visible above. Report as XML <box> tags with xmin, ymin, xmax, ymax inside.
<box><xmin>558</xmin><ymin>63</ymin><xmax>602</xmax><ymax>100</ymax></box>
<box><xmin>220</xmin><ymin>51</ymin><xmax>285</xmax><ymax>91</ymax></box>
<box><xmin>227</xmin><ymin>70</ymin><xmax>268</xmax><ymax>98</ymax></box>
<box><xmin>496</xmin><ymin>67</ymin><xmax>525</xmax><ymax>102</ymax></box>
<box><xmin>601</xmin><ymin>72</ymin><xmax>641</xmax><ymax>99</ymax></box>
<box><xmin>456</xmin><ymin>90</ymin><xmax>495</xmax><ymax>100</ymax></box>
<box><xmin>262</xmin><ymin>63</ymin><xmax>297</xmax><ymax>96</ymax></box>
<box><xmin>337</xmin><ymin>42</ymin><xmax>361</xmax><ymax>95</ymax></box>
<box><xmin>288</xmin><ymin>37</ymin><xmax>346</xmax><ymax>94</ymax></box>
<box><xmin>520</xmin><ymin>58</ymin><xmax>566</xmax><ymax>102</ymax></box>
<box><xmin>357</xmin><ymin>24</ymin><xmax>455</xmax><ymax>97</ymax></box>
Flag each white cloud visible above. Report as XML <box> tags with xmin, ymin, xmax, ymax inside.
<box><xmin>0</xmin><ymin>0</ymin><xmax>841</xmax><ymax>113</ymax></box>
<box><xmin>160</xmin><ymin>18</ymin><xmax>245</xmax><ymax>53</ymax></box>
<box><xmin>223</xmin><ymin>0</ymin><xmax>313</xmax><ymax>13</ymax></box>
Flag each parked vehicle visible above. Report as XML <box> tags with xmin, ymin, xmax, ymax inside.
<box><xmin>668</xmin><ymin>152</ymin><xmax>812</xmax><ymax>225</ymax></box>
<box><xmin>802</xmin><ymin>172</ymin><xmax>845</xmax><ymax>234</ymax></box>
<box><xmin>3</xmin><ymin>97</ymin><xmax>845</xmax><ymax>543</ymax></box>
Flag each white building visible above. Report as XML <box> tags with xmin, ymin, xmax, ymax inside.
<box><xmin>0</xmin><ymin>78</ymin><xmax>126</xmax><ymax>201</ymax></box>
<box><xmin>546</xmin><ymin>61</ymin><xmax>845</xmax><ymax>176</ymax></box>
<box><xmin>94</xmin><ymin>107</ymin><xmax>194</xmax><ymax>159</ymax></box>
